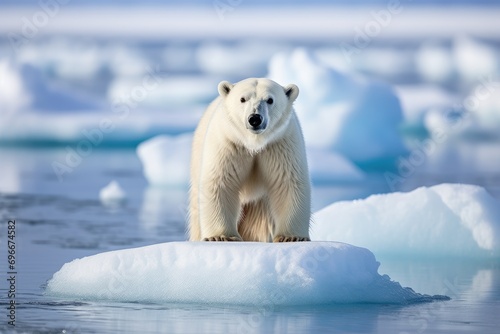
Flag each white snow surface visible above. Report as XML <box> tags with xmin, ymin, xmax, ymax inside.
<box><xmin>268</xmin><ymin>48</ymin><xmax>407</xmax><ymax>164</ymax></box>
<box><xmin>46</xmin><ymin>241</ymin><xmax>444</xmax><ymax>305</ymax></box>
<box><xmin>311</xmin><ymin>184</ymin><xmax>500</xmax><ymax>258</ymax></box>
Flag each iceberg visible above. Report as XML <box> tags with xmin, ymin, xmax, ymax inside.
<box><xmin>137</xmin><ymin>134</ymin><xmax>192</xmax><ymax>187</ymax></box>
<box><xmin>46</xmin><ymin>241</ymin><xmax>446</xmax><ymax>305</ymax></box>
<box><xmin>311</xmin><ymin>184</ymin><xmax>500</xmax><ymax>258</ymax></box>
<box><xmin>268</xmin><ymin>48</ymin><xmax>407</xmax><ymax>165</ymax></box>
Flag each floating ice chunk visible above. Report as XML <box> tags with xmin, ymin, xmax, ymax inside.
<box><xmin>46</xmin><ymin>241</ymin><xmax>446</xmax><ymax>305</ymax></box>
<box><xmin>268</xmin><ymin>48</ymin><xmax>407</xmax><ymax>164</ymax></box>
<box><xmin>137</xmin><ymin>134</ymin><xmax>192</xmax><ymax>186</ymax></box>
<box><xmin>311</xmin><ymin>184</ymin><xmax>500</xmax><ymax>258</ymax></box>
<box><xmin>99</xmin><ymin>180</ymin><xmax>127</xmax><ymax>206</ymax></box>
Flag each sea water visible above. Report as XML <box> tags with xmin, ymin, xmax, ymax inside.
<box><xmin>0</xmin><ymin>146</ymin><xmax>499</xmax><ymax>333</ymax></box>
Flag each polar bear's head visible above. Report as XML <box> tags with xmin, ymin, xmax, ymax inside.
<box><xmin>217</xmin><ymin>78</ymin><xmax>299</xmax><ymax>152</ymax></box>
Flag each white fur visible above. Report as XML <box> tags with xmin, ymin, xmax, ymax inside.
<box><xmin>189</xmin><ymin>78</ymin><xmax>310</xmax><ymax>242</ymax></box>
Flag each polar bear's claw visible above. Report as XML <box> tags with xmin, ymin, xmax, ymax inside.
<box><xmin>273</xmin><ymin>236</ymin><xmax>311</xmax><ymax>242</ymax></box>
<box><xmin>203</xmin><ymin>236</ymin><xmax>243</xmax><ymax>242</ymax></box>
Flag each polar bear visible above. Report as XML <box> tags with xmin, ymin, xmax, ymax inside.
<box><xmin>189</xmin><ymin>78</ymin><xmax>310</xmax><ymax>242</ymax></box>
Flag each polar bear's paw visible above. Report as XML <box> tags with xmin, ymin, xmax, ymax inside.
<box><xmin>273</xmin><ymin>236</ymin><xmax>310</xmax><ymax>242</ymax></box>
<box><xmin>203</xmin><ymin>235</ymin><xmax>243</xmax><ymax>242</ymax></box>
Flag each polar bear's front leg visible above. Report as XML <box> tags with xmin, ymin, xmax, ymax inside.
<box><xmin>261</xmin><ymin>140</ymin><xmax>311</xmax><ymax>243</ymax></box>
<box><xmin>198</xmin><ymin>184</ymin><xmax>243</xmax><ymax>241</ymax></box>
<box><xmin>268</xmin><ymin>182</ymin><xmax>311</xmax><ymax>243</ymax></box>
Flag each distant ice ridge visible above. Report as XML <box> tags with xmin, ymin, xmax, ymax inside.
<box><xmin>312</xmin><ymin>184</ymin><xmax>500</xmax><ymax>258</ymax></box>
<box><xmin>415</xmin><ymin>37</ymin><xmax>499</xmax><ymax>84</ymax></box>
<box><xmin>46</xmin><ymin>242</ymin><xmax>446</xmax><ymax>305</ymax></box>
<box><xmin>137</xmin><ymin>134</ymin><xmax>365</xmax><ymax>186</ymax></box>
<box><xmin>268</xmin><ymin>48</ymin><xmax>408</xmax><ymax>165</ymax></box>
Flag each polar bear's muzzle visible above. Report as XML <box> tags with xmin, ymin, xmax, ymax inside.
<box><xmin>246</xmin><ymin>102</ymin><xmax>268</xmax><ymax>134</ymax></box>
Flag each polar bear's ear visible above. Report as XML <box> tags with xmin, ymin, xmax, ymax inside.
<box><xmin>284</xmin><ymin>84</ymin><xmax>299</xmax><ymax>102</ymax></box>
<box><xmin>218</xmin><ymin>81</ymin><xmax>233</xmax><ymax>97</ymax></box>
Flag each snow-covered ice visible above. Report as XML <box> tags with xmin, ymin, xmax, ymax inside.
<box><xmin>311</xmin><ymin>184</ymin><xmax>500</xmax><ymax>258</ymax></box>
<box><xmin>268</xmin><ymin>48</ymin><xmax>407</xmax><ymax>164</ymax></box>
<box><xmin>99</xmin><ymin>180</ymin><xmax>127</xmax><ymax>206</ymax></box>
<box><xmin>46</xmin><ymin>241</ymin><xmax>446</xmax><ymax>305</ymax></box>
<box><xmin>137</xmin><ymin>134</ymin><xmax>192</xmax><ymax>186</ymax></box>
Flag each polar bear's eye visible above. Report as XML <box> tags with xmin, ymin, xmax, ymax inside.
<box><xmin>240</xmin><ymin>97</ymin><xmax>246</xmax><ymax>103</ymax></box>
<box><xmin>267</xmin><ymin>98</ymin><xmax>274</xmax><ymax>104</ymax></box>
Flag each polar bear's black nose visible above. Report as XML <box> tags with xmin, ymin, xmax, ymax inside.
<box><xmin>248</xmin><ymin>114</ymin><xmax>263</xmax><ymax>128</ymax></box>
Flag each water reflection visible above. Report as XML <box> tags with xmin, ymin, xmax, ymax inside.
<box><xmin>139</xmin><ymin>185</ymin><xmax>188</xmax><ymax>236</ymax></box>
<box><xmin>61</xmin><ymin>302</ymin><xmax>390</xmax><ymax>334</ymax></box>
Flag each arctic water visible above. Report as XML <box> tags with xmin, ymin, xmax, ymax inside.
<box><xmin>1</xmin><ymin>144</ymin><xmax>499</xmax><ymax>333</ymax></box>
